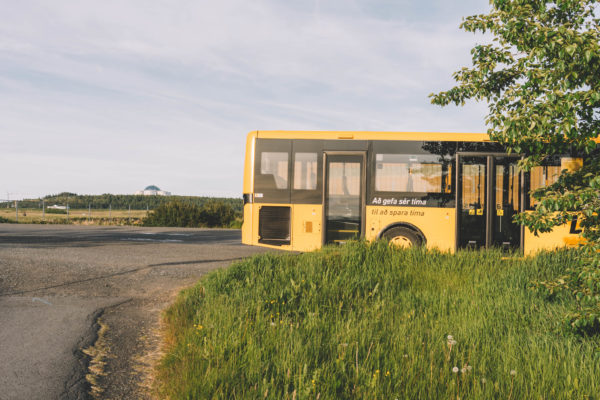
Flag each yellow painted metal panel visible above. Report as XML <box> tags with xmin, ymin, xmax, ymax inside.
<box><xmin>290</xmin><ymin>204</ymin><xmax>323</xmax><ymax>252</ymax></box>
<box><xmin>256</xmin><ymin>130</ymin><xmax>490</xmax><ymax>142</ymax></box>
<box><xmin>243</xmin><ymin>131</ymin><xmax>258</xmax><ymax>194</ymax></box>
<box><xmin>241</xmin><ymin>203</ymin><xmax>253</xmax><ymax>245</ymax></box>
<box><xmin>365</xmin><ymin>206</ymin><xmax>456</xmax><ymax>252</ymax></box>
<box><xmin>524</xmin><ymin>223</ymin><xmax>582</xmax><ymax>255</ymax></box>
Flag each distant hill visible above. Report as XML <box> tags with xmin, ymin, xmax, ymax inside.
<box><xmin>16</xmin><ymin>192</ymin><xmax>242</xmax><ymax>212</ymax></box>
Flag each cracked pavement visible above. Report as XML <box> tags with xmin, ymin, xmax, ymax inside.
<box><xmin>0</xmin><ymin>224</ymin><xmax>271</xmax><ymax>399</ymax></box>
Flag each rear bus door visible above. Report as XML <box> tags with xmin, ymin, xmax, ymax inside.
<box><xmin>456</xmin><ymin>153</ymin><xmax>523</xmax><ymax>251</ymax></box>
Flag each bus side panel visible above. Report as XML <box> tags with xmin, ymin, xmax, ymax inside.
<box><xmin>243</xmin><ymin>131</ymin><xmax>257</xmax><ymax>194</ymax></box>
<box><xmin>524</xmin><ymin>223</ymin><xmax>581</xmax><ymax>255</ymax></box>
<box><xmin>242</xmin><ymin>203</ymin><xmax>253</xmax><ymax>245</ymax></box>
<box><xmin>251</xmin><ymin>203</ymin><xmax>294</xmax><ymax>251</ymax></box>
<box><xmin>365</xmin><ymin>206</ymin><xmax>455</xmax><ymax>252</ymax></box>
<box><xmin>291</xmin><ymin>204</ymin><xmax>323</xmax><ymax>252</ymax></box>
<box><xmin>242</xmin><ymin>131</ymin><xmax>257</xmax><ymax>246</ymax></box>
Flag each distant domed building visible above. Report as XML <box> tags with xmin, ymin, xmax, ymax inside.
<box><xmin>135</xmin><ymin>185</ymin><xmax>171</xmax><ymax>196</ymax></box>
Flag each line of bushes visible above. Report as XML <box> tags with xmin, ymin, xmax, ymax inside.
<box><xmin>13</xmin><ymin>192</ymin><xmax>243</xmax><ymax>212</ymax></box>
<box><xmin>143</xmin><ymin>200</ymin><xmax>239</xmax><ymax>228</ymax></box>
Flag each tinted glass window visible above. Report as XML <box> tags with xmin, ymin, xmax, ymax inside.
<box><xmin>261</xmin><ymin>152</ymin><xmax>289</xmax><ymax>189</ymax></box>
<box><xmin>329</xmin><ymin>162</ymin><xmax>361</xmax><ymax>196</ymax></box>
<box><xmin>461</xmin><ymin>163</ymin><xmax>486</xmax><ymax>209</ymax></box>
<box><xmin>293</xmin><ymin>152</ymin><xmax>317</xmax><ymax>190</ymax></box>
<box><xmin>375</xmin><ymin>154</ymin><xmax>451</xmax><ymax>193</ymax></box>
<box><xmin>528</xmin><ymin>165</ymin><xmax>561</xmax><ymax>208</ymax></box>
<box><xmin>254</xmin><ymin>139</ymin><xmax>291</xmax><ymax>203</ymax></box>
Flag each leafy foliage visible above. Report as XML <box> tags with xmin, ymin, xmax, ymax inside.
<box><xmin>431</xmin><ymin>0</ymin><xmax>600</xmax><ymax>334</ymax></box>
<box><xmin>143</xmin><ymin>200</ymin><xmax>238</xmax><ymax>228</ymax></box>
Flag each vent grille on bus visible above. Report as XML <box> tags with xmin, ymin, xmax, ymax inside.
<box><xmin>259</xmin><ymin>206</ymin><xmax>291</xmax><ymax>246</ymax></box>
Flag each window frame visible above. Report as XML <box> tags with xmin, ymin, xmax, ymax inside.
<box><xmin>368</xmin><ymin>141</ymin><xmax>457</xmax><ymax>208</ymax></box>
<box><xmin>291</xmin><ymin>140</ymin><xmax>324</xmax><ymax>204</ymax></box>
<box><xmin>254</xmin><ymin>139</ymin><xmax>292</xmax><ymax>204</ymax></box>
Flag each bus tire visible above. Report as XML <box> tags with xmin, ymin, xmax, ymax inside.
<box><xmin>382</xmin><ymin>226</ymin><xmax>423</xmax><ymax>248</ymax></box>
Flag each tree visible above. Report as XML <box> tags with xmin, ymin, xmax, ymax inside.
<box><xmin>431</xmin><ymin>0</ymin><xmax>600</xmax><ymax>334</ymax></box>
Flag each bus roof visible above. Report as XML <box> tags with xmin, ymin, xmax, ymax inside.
<box><xmin>251</xmin><ymin>130</ymin><xmax>491</xmax><ymax>142</ymax></box>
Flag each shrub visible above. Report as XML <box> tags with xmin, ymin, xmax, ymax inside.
<box><xmin>45</xmin><ymin>208</ymin><xmax>67</xmax><ymax>214</ymax></box>
<box><xmin>143</xmin><ymin>200</ymin><xmax>237</xmax><ymax>228</ymax></box>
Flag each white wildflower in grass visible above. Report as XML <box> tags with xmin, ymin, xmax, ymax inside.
<box><xmin>510</xmin><ymin>370</ymin><xmax>517</xmax><ymax>376</ymax></box>
<box><xmin>461</xmin><ymin>367</ymin><xmax>466</xmax><ymax>374</ymax></box>
<box><xmin>481</xmin><ymin>378</ymin><xmax>487</xmax><ymax>384</ymax></box>
<box><xmin>466</xmin><ymin>365</ymin><xmax>472</xmax><ymax>372</ymax></box>
<box><xmin>447</xmin><ymin>335</ymin><xmax>457</xmax><ymax>347</ymax></box>
<box><xmin>452</xmin><ymin>367</ymin><xmax>459</xmax><ymax>373</ymax></box>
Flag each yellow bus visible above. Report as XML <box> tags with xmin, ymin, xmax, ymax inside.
<box><xmin>242</xmin><ymin>130</ymin><xmax>582</xmax><ymax>254</ymax></box>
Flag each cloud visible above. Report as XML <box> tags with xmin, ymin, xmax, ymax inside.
<box><xmin>0</xmin><ymin>0</ymin><xmax>491</xmax><ymax>198</ymax></box>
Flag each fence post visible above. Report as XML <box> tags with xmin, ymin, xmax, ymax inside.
<box><xmin>128</xmin><ymin>205</ymin><xmax>131</xmax><ymax>224</ymax></box>
<box><xmin>67</xmin><ymin>203</ymin><xmax>69</xmax><ymax>222</ymax></box>
<box><xmin>42</xmin><ymin>200</ymin><xmax>45</xmax><ymax>221</ymax></box>
<box><xmin>109</xmin><ymin>204</ymin><xmax>112</xmax><ymax>223</ymax></box>
<box><xmin>88</xmin><ymin>203</ymin><xmax>91</xmax><ymax>222</ymax></box>
<box><xmin>15</xmin><ymin>201</ymin><xmax>18</xmax><ymax>223</ymax></box>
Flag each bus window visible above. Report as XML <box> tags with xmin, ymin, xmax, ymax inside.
<box><xmin>462</xmin><ymin>163</ymin><xmax>486</xmax><ymax>210</ymax></box>
<box><xmin>254</xmin><ymin>139</ymin><xmax>291</xmax><ymax>203</ymax></box>
<box><xmin>261</xmin><ymin>152</ymin><xmax>289</xmax><ymax>189</ymax></box>
<box><xmin>375</xmin><ymin>154</ymin><xmax>451</xmax><ymax>193</ymax></box>
<box><xmin>495</xmin><ymin>163</ymin><xmax>520</xmax><ymax>212</ymax></box>
<box><xmin>528</xmin><ymin>165</ymin><xmax>561</xmax><ymax>208</ymax></box>
<box><xmin>293</xmin><ymin>153</ymin><xmax>317</xmax><ymax>190</ymax></box>
<box><xmin>329</xmin><ymin>162</ymin><xmax>361</xmax><ymax>196</ymax></box>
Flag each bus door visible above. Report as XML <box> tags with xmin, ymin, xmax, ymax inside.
<box><xmin>456</xmin><ymin>154</ymin><xmax>522</xmax><ymax>251</ymax></box>
<box><xmin>323</xmin><ymin>152</ymin><xmax>366</xmax><ymax>244</ymax></box>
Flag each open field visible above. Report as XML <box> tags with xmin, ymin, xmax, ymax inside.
<box><xmin>0</xmin><ymin>208</ymin><xmax>149</xmax><ymax>225</ymax></box>
<box><xmin>157</xmin><ymin>241</ymin><xmax>600</xmax><ymax>399</ymax></box>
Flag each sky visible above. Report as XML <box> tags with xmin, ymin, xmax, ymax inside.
<box><xmin>1</xmin><ymin>0</ymin><xmax>492</xmax><ymax>199</ymax></box>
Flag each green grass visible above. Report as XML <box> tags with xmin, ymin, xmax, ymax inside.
<box><xmin>0</xmin><ymin>208</ymin><xmax>147</xmax><ymax>225</ymax></box>
<box><xmin>156</xmin><ymin>241</ymin><xmax>600</xmax><ymax>399</ymax></box>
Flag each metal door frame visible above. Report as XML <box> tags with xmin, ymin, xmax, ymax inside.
<box><xmin>455</xmin><ymin>152</ymin><xmax>524</xmax><ymax>253</ymax></box>
<box><xmin>322</xmin><ymin>151</ymin><xmax>367</xmax><ymax>245</ymax></box>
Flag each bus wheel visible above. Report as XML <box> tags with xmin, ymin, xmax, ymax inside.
<box><xmin>382</xmin><ymin>227</ymin><xmax>423</xmax><ymax>248</ymax></box>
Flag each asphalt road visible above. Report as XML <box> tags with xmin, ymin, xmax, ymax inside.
<box><xmin>0</xmin><ymin>224</ymin><xmax>271</xmax><ymax>399</ymax></box>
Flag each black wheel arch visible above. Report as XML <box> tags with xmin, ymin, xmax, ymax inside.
<box><xmin>377</xmin><ymin>222</ymin><xmax>427</xmax><ymax>246</ymax></box>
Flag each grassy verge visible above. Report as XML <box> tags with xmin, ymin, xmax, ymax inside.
<box><xmin>0</xmin><ymin>208</ymin><xmax>242</xmax><ymax>227</ymax></box>
<box><xmin>156</xmin><ymin>241</ymin><xmax>600</xmax><ymax>399</ymax></box>
<box><xmin>0</xmin><ymin>208</ymin><xmax>148</xmax><ymax>225</ymax></box>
